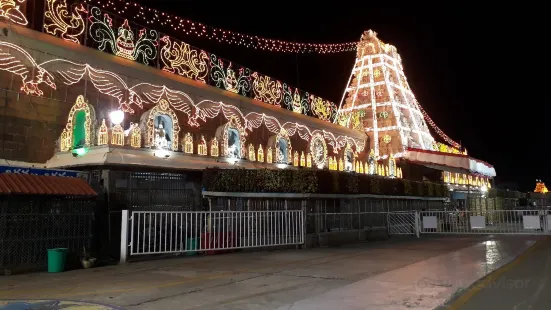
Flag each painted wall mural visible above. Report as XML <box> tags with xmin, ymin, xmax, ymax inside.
<box><xmin>37</xmin><ymin>1</ymin><xmax>338</xmax><ymax>122</ymax></box>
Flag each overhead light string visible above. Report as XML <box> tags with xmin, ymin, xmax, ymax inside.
<box><xmin>82</xmin><ymin>0</ymin><xmax>359</xmax><ymax>54</ymax></box>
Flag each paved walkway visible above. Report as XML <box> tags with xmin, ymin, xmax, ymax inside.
<box><xmin>456</xmin><ymin>237</ymin><xmax>551</xmax><ymax>310</ymax></box>
<box><xmin>0</xmin><ymin>236</ymin><xmax>542</xmax><ymax>310</ymax></box>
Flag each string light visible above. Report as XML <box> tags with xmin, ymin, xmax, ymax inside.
<box><xmin>83</xmin><ymin>0</ymin><xmax>358</xmax><ymax>54</ymax></box>
<box><xmin>0</xmin><ymin>41</ymin><xmax>365</xmax><ymax>153</ymax></box>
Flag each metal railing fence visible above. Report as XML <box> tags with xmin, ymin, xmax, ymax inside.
<box><xmin>121</xmin><ymin>209</ymin><xmax>304</xmax><ymax>260</ymax></box>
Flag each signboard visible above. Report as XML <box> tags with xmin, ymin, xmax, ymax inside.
<box><xmin>0</xmin><ymin>165</ymin><xmax>83</xmax><ymax>178</ymax></box>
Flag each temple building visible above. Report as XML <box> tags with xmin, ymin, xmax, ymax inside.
<box><xmin>0</xmin><ymin>1</ymin><xmax>494</xmax><ymax>206</ymax></box>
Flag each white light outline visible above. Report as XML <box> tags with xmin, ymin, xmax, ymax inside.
<box><xmin>0</xmin><ymin>40</ymin><xmax>366</xmax><ymax>154</ymax></box>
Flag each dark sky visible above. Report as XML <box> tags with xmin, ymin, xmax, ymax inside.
<box><xmin>134</xmin><ymin>1</ymin><xmax>545</xmax><ymax>191</ymax></box>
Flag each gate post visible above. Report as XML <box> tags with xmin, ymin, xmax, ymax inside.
<box><xmin>415</xmin><ymin>211</ymin><xmax>420</xmax><ymax>238</ymax></box>
<box><xmin>120</xmin><ymin>210</ymin><xmax>129</xmax><ymax>264</ymax></box>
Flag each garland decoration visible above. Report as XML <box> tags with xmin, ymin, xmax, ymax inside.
<box><xmin>83</xmin><ymin>0</ymin><xmax>357</xmax><ymax>54</ymax></box>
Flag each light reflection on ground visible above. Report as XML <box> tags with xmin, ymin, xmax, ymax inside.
<box><xmin>0</xmin><ymin>299</ymin><xmax>123</xmax><ymax>309</ymax></box>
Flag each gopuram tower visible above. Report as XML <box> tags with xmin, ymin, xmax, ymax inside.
<box><xmin>336</xmin><ymin>30</ymin><xmax>438</xmax><ymax>158</ymax></box>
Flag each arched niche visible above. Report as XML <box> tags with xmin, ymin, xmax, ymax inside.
<box><xmin>343</xmin><ymin>143</ymin><xmax>355</xmax><ymax>172</ymax></box>
<box><xmin>309</xmin><ymin>132</ymin><xmax>328</xmax><ymax>169</ymax></box>
<box><xmin>140</xmin><ymin>99</ymin><xmax>180</xmax><ymax>151</ymax></box>
<box><xmin>60</xmin><ymin>95</ymin><xmax>96</xmax><ymax>151</ymax></box>
<box><xmin>215</xmin><ymin>116</ymin><xmax>246</xmax><ymax>158</ymax></box>
<box><xmin>267</xmin><ymin>130</ymin><xmax>292</xmax><ymax>164</ymax></box>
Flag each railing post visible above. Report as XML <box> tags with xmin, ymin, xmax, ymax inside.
<box><xmin>120</xmin><ymin>210</ymin><xmax>129</xmax><ymax>264</ymax></box>
<box><xmin>415</xmin><ymin>211</ymin><xmax>420</xmax><ymax>238</ymax></box>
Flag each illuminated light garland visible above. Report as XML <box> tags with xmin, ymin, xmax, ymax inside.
<box><xmin>209</xmin><ymin>54</ymin><xmax>251</xmax><ymax>96</ymax></box>
<box><xmin>310</xmin><ymin>95</ymin><xmax>336</xmax><ymax>122</ymax></box>
<box><xmin>283</xmin><ymin>86</ymin><xmax>309</xmax><ymax>114</ymax></box>
<box><xmin>160</xmin><ymin>36</ymin><xmax>209</xmax><ymax>83</ymax></box>
<box><xmin>88</xmin><ymin>6</ymin><xmax>158</xmax><ymax>65</ymax></box>
<box><xmin>97</xmin><ymin>119</ymin><xmax>108</xmax><ymax>145</ymax></box>
<box><xmin>183</xmin><ymin>133</ymin><xmax>193</xmax><ymax>154</ymax></box>
<box><xmin>143</xmin><ymin>99</ymin><xmax>180</xmax><ymax>151</ymax></box>
<box><xmin>309</xmin><ymin>132</ymin><xmax>328</xmax><ymax>169</ymax></box>
<box><xmin>83</xmin><ymin>0</ymin><xmax>357</xmax><ymax>54</ymax></box>
<box><xmin>251</xmin><ymin>72</ymin><xmax>283</xmax><ymax>106</ymax></box>
<box><xmin>413</xmin><ymin>99</ymin><xmax>461</xmax><ymax>149</ymax></box>
<box><xmin>0</xmin><ymin>41</ymin><xmax>57</xmax><ymax>96</ymax></box>
<box><xmin>210</xmin><ymin>137</ymin><xmax>219</xmax><ymax>157</ymax></box>
<box><xmin>60</xmin><ymin>95</ymin><xmax>96</xmax><ymax>151</ymax></box>
<box><xmin>0</xmin><ymin>40</ymin><xmax>366</xmax><ymax>154</ymax></box>
<box><xmin>39</xmin><ymin>4</ymin><xmax>338</xmax><ymax>122</ymax></box>
<box><xmin>197</xmin><ymin>136</ymin><xmax>207</xmax><ymax>155</ymax></box>
<box><xmin>130</xmin><ymin>124</ymin><xmax>141</xmax><ymax>147</ymax></box>
<box><xmin>257</xmin><ymin>145</ymin><xmax>264</xmax><ymax>163</ymax></box>
<box><xmin>337</xmin><ymin>30</ymin><xmax>461</xmax><ymax>156</ymax></box>
<box><xmin>0</xmin><ymin>0</ymin><xmax>28</xmax><ymax>25</ymax></box>
<box><xmin>44</xmin><ymin>0</ymin><xmax>87</xmax><ymax>44</ymax></box>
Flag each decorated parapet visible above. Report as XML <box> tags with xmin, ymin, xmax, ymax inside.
<box><xmin>31</xmin><ymin>0</ymin><xmax>339</xmax><ymax>121</ymax></box>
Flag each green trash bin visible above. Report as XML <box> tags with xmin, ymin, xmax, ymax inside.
<box><xmin>47</xmin><ymin>248</ymin><xmax>68</xmax><ymax>273</ymax></box>
<box><xmin>186</xmin><ymin>238</ymin><xmax>198</xmax><ymax>256</ymax></box>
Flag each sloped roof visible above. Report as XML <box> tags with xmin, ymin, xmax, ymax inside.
<box><xmin>0</xmin><ymin>174</ymin><xmax>97</xmax><ymax>196</ymax></box>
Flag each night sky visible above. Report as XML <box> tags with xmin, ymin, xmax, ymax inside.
<box><xmin>136</xmin><ymin>1</ymin><xmax>545</xmax><ymax>191</ymax></box>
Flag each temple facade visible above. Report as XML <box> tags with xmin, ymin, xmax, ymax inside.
<box><xmin>0</xmin><ymin>1</ymin><xmax>494</xmax><ymax>198</ymax></box>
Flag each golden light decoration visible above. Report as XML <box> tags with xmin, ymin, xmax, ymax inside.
<box><xmin>266</xmin><ymin>147</ymin><xmax>273</xmax><ymax>164</ymax></box>
<box><xmin>338</xmin><ymin>158</ymin><xmax>344</xmax><ymax>171</ymax></box>
<box><xmin>183</xmin><ymin>133</ymin><xmax>193</xmax><ymax>154</ymax></box>
<box><xmin>248</xmin><ymin>144</ymin><xmax>256</xmax><ymax>162</ymax></box>
<box><xmin>534</xmin><ymin>180</ymin><xmax>548</xmax><ymax>194</ymax></box>
<box><xmin>88</xmin><ymin>7</ymin><xmax>159</xmax><ymax>65</ymax></box>
<box><xmin>145</xmin><ymin>99</ymin><xmax>180</xmax><ymax>151</ymax></box>
<box><xmin>251</xmin><ymin>72</ymin><xmax>283</xmax><ymax>106</ymax></box>
<box><xmin>221</xmin><ymin>116</ymin><xmax>247</xmax><ymax>158</ymax></box>
<box><xmin>388</xmin><ymin>154</ymin><xmax>396</xmax><ymax>177</ymax></box>
<box><xmin>97</xmin><ymin>119</ymin><xmax>108</xmax><ymax>145</ymax></box>
<box><xmin>60</xmin><ymin>95</ymin><xmax>96</xmax><ymax>151</ymax></box>
<box><xmin>130</xmin><ymin>125</ymin><xmax>141</xmax><ymax>148</ymax></box>
<box><xmin>197</xmin><ymin>136</ymin><xmax>207</xmax><ymax>155</ymax></box>
<box><xmin>293</xmin><ymin>151</ymin><xmax>299</xmax><ymax>166</ymax></box>
<box><xmin>257</xmin><ymin>145</ymin><xmax>264</xmax><ymax>163</ymax></box>
<box><xmin>160</xmin><ymin>36</ymin><xmax>209</xmax><ymax>83</ymax></box>
<box><xmin>111</xmin><ymin>124</ymin><xmax>124</xmax><ymax>146</ymax></box>
<box><xmin>209</xmin><ymin>55</ymin><xmax>251</xmax><ymax>96</ymax></box>
<box><xmin>309</xmin><ymin>133</ymin><xmax>328</xmax><ymax>169</ymax></box>
<box><xmin>44</xmin><ymin>0</ymin><xmax>87</xmax><ymax>44</ymax></box>
<box><xmin>383</xmin><ymin>135</ymin><xmax>392</xmax><ymax>144</ymax></box>
<box><xmin>0</xmin><ymin>0</ymin><xmax>28</xmax><ymax>25</ymax></box>
<box><xmin>210</xmin><ymin>138</ymin><xmax>219</xmax><ymax>157</ymax></box>
<box><xmin>306</xmin><ymin>153</ymin><xmax>312</xmax><ymax>168</ymax></box>
<box><xmin>300</xmin><ymin>152</ymin><xmax>305</xmax><ymax>167</ymax></box>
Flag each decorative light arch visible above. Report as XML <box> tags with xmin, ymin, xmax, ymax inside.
<box><xmin>309</xmin><ymin>132</ymin><xmax>328</xmax><ymax>169</ymax></box>
<box><xmin>60</xmin><ymin>95</ymin><xmax>96</xmax><ymax>151</ymax></box>
<box><xmin>218</xmin><ymin>116</ymin><xmax>247</xmax><ymax>158</ymax></box>
<box><xmin>143</xmin><ymin>99</ymin><xmax>181</xmax><ymax>151</ymax></box>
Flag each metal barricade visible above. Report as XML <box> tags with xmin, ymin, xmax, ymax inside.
<box><xmin>419</xmin><ymin>210</ymin><xmax>551</xmax><ymax>235</ymax></box>
<box><xmin>120</xmin><ymin>210</ymin><xmax>304</xmax><ymax>261</ymax></box>
<box><xmin>387</xmin><ymin>212</ymin><xmax>419</xmax><ymax>236</ymax></box>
